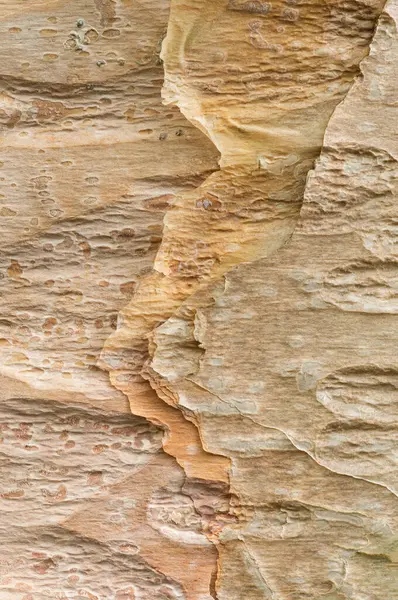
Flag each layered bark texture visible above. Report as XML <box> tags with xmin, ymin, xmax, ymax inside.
<box><xmin>1</xmin><ymin>1</ymin><xmax>397</xmax><ymax>599</ymax></box>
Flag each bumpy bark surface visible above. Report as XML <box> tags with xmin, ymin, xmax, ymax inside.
<box><xmin>1</xmin><ymin>1</ymin><xmax>397</xmax><ymax>599</ymax></box>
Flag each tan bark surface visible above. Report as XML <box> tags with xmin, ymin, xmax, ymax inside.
<box><xmin>1</xmin><ymin>1</ymin><xmax>397</xmax><ymax>599</ymax></box>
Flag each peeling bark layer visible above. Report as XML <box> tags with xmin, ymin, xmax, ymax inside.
<box><xmin>1</xmin><ymin>0</ymin><xmax>398</xmax><ymax>599</ymax></box>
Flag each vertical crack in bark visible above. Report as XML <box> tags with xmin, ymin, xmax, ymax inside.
<box><xmin>100</xmin><ymin>1</ymin><xmax>389</xmax><ymax>597</ymax></box>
